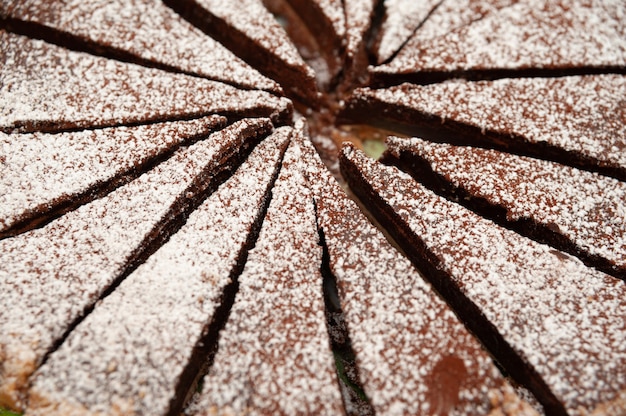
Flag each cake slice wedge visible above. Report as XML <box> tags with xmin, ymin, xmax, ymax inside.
<box><xmin>186</xmin><ymin>139</ymin><xmax>344</xmax><ymax>415</ymax></box>
<box><xmin>0</xmin><ymin>31</ymin><xmax>292</xmax><ymax>133</ymax></box>
<box><xmin>338</xmin><ymin>75</ymin><xmax>626</xmax><ymax>181</ymax></box>
<box><xmin>165</xmin><ymin>0</ymin><xmax>319</xmax><ymax>106</ymax></box>
<box><xmin>383</xmin><ymin>136</ymin><xmax>626</xmax><ymax>281</ymax></box>
<box><xmin>0</xmin><ymin>118</ymin><xmax>272</xmax><ymax>411</ymax></box>
<box><xmin>371</xmin><ymin>0</ymin><xmax>626</xmax><ymax>85</ymax></box>
<box><xmin>0</xmin><ymin>115</ymin><xmax>225</xmax><ymax>238</ymax></box>
<box><xmin>0</xmin><ymin>0</ymin><xmax>281</xmax><ymax>92</ymax></box>
<box><xmin>340</xmin><ymin>144</ymin><xmax>626</xmax><ymax>416</ymax></box>
<box><xmin>26</xmin><ymin>128</ymin><xmax>291</xmax><ymax>416</ymax></box>
<box><xmin>295</xmin><ymin>124</ymin><xmax>538</xmax><ymax>415</ymax></box>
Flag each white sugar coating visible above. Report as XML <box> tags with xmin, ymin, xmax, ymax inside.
<box><xmin>343</xmin><ymin>0</ymin><xmax>375</xmax><ymax>59</ymax></box>
<box><xmin>411</xmin><ymin>0</ymin><xmax>518</xmax><ymax>45</ymax></box>
<box><xmin>0</xmin><ymin>31</ymin><xmax>291</xmax><ymax>133</ymax></box>
<box><xmin>373</xmin><ymin>0</ymin><xmax>440</xmax><ymax>64</ymax></box>
<box><xmin>194</xmin><ymin>0</ymin><xmax>315</xmax><ymax>75</ymax></box>
<box><xmin>386</xmin><ymin>136</ymin><xmax>626</xmax><ymax>276</ymax></box>
<box><xmin>2</xmin><ymin>0</ymin><xmax>281</xmax><ymax>92</ymax></box>
<box><xmin>309</xmin><ymin>0</ymin><xmax>346</xmax><ymax>39</ymax></box>
<box><xmin>295</xmin><ymin>128</ymin><xmax>534</xmax><ymax>415</ymax></box>
<box><xmin>377</xmin><ymin>0</ymin><xmax>626</xmax><ymax>74</ymax></box>
<box><xmin>0</xmin><ymin>115</ymin><xmax>225</xmax><ymax>234</ymax></box>
<box><xmin>353</xmin><ymin>74</ymin><xmax>626</xmax><ymax>173</ymax></box>
<box><xmin>0</xmin><ymin>118</ymin><xmax>268</xmax><ymax>410</ymax></box>
<box><xmin>188</xmin><ymin>140</ymin><xmax>344</xmax><ymax>416</ymax></box>
<box><xmin>26</xmin><ymin>128</ymin><xmax>291</xmax><ymax>416</ymax></box>
<box><xmin>343</xmin><ymin>145</ymin><xmax>626</xmax><ymax>415</ymax></box>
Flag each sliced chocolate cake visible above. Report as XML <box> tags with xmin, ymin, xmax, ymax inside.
<box><xmin>339</xmin><ymin>75</ymin><xmax>626</xmax><ymax>181</ymax></box>
<box><xmin>25</xmin><ymin>128</ymin><xmax>290</xmax><ymax>416</ymax></box>
<box><xmin>186</xmin><ymin>140</ymin><xmax>344</xmax><ymax>415</ymax></box>
<box><xmin>0</xmin><ymin>31</ymin><xmax>292</xmax><ymax>133</ymax></box>
<box><xmin>371</xmin><ymin>0</ymin><xmax>440</xmax><ymax>64</ymax></box>
<box><xmin>371</xmin><ymin>0</ymin><xmax>626</xmax><ymax>85</ymax></box>
<box><xmin>0</xmin><ymin>0</ymin><xmax>281</xmax><ymax>92</ymax></box>
<box><xmin>0</xmin><ymin>119</ymin><xmax>272</xmax><ymax>411</ymax></box>
<box><xmin>383</xmin><ymin>136</ymin><xmax>626</xmax><ymax>280</ymax></box>
<box><xmin>165</xmin><ymin>0</ymin><xmax>319</xmax><ymax>106</ymax></box>
<box><xmin>296</xmin><ymin>125</ymin><xmax>538</xmax><ymax>415</ymax></box>
<box><xmin>340</xmin><ymin>144</ymin><xmax>626</xmax><ymax>416</ymax></box>
<box><xmin>0</xmin><ymin>115</ymin><xmax>225</xmax><ymax>238</ymax></box>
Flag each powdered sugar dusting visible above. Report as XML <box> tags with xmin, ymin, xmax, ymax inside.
<box><xmin>3</xmin><ymin>0</ymin><xmax>281</xmax><ymax>91</ymax></box>
<box><xmin>188</xmin><ymin>139</ymin><xmax>344</xmax><ymax>415</ymax></box>
<box><xmin>353</xmin><ymin>74</ymin><xmax>626</xmax><ymax>174</ymax></box>
<box><xmin>0</xmin><ymin>118</ymin><xmax>269</xmax><ymax>410</ymax></box>
<box><xmin>378</xmin><ymin>0</ymin><xmax>626</xmax><ymax>74</ymax></box>
<box><xmin>343</xmin><ymin>0</ymin><xmax>375</xmax><ymax>60</ymax></box>
<box><xmin>343</xmin><ymin>145</ymin><xmax>626</xmax><ymax>415</ymax></box>
<box><xmin>386</xmin><ymin>136</ymin><xmax>626</xmax><ymax>277</ymax></box>
<box><xmin>0</xmin><ymin>116</ymin><xmax>225</xmax><ymax>235</ymax></box>
<box><xmin>195</xmin><ymin>0</ymin><xmax>314</xmax><ymax>74</ymax></box>
<box><xmin>0</xmin><ymin>31</ymin><xmax>291</xmax><ymax>133</ymax></box>
<box><xmin>373</xmin><ymin>0</ymin><xmax>440</xmax><ymax>64</ymax></box>
<box><xmin>296</xmin><ymin>129</ymin><xmax>526</xmax><ymax>414</ymax></box>
<box><xmin>26</xmin><ymin>128</ymin><xmax>290</xmax><ymax>416</ymax></box>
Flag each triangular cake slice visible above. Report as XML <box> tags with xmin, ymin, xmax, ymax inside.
<box><xmin>165</xmin><ymin>0</ymin><xmax>319</xmax><ymax>106</ymax></box>
<box><xmin>383</xmin><ymin>136</ymin><xmax>626</xmax><ymax>280</ymax></box>
<box><xmin>341</xmin><ymin>0</ymin><xmax>378</xmax><ymax>88</ymax></box>
<box><xmin>371</xmin><ymin>0</ymin><xmax>440</xmax><ymax>64</ymax></box>
<box><xmin>0</xmin><ymin>119</ymin><xmax>272</xmax><ymax>411</ymax></box>
<box><xmin>0</xmin><ymin>0</ymin><xmax>281</xmax><ymax>92</ymax></box>
<box><xmin>186</xmin><ymin>140</ymin><xmax>345</xmax><ymax>415</ymax></box>
<box><xmin>0</xmin><ymin>115</ymin><xmax>225</xmax><ymax>238</ymax></box>
<box><xmin>26</xmin><ymin>129</ymin><xmax>291</xmax><ymax>416</ymax></box>
<box><xmin>295</xmin><ymin>125</ymin><xmax>537</xmax><ymax>414</ymax></box>
<box><xmin>340</xmin><ymin>144</ymin><xmax>626</xmax><ymax>415</ymax></box>
<box><xmin>0</xmin><ymin>31</ymin><xmax>292</xmax><ymax>133</ymax></box>
<box><xmin>371</xmin><ymin>0</ymin><xmax>626</xmax><ymax>85</ymax></box>
<box><xmin>339</xmin><ymin>75</ymin><xmax>626</xmax><ymax>181</ymax></box>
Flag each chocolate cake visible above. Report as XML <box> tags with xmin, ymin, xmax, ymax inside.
<box><xmin>340</xmin><ymin>144</ymin><xmax>626</xmax><ymax>416</ymax></box>
<box><xmin>25</xmin><ymin>128</ymin><xmax>290</xmax><ymax>416</ymax></box>
<box><xmin>0</xmin><ymin>0</ymin><xmax>281</xmax><ymax>92</ymax></box>
<box><xmin>186</xmin><ymin>139</ymin><xmax>344</xmax><ymax>415</ymax></box>
<box><xmin>2</xmin><ymin>1</ymin><xmax>626</xmax><ymax>415</ymax></box>
<box><xmin>296</xmin><ymin>125</ymin><xmax>538</xmax><ymax>415</ymax></box>
<box><xmin>0</xmin><ymin>30</ymin><xmax>292</xmax><ymax>133</ymax></box>
<box><xmin>0</xmin><ymin>119</ymin><xmax>272</xmax><ymax>410</ymax></box>
<box><xmin>0</xmin><ymin>115</ymin><xmax>225</xmax><ymax>238</ymax></box>
<box><xmin>382</xmin><ymin>136</ymin><xmax>626</xmax><ymax>280</ymax></box>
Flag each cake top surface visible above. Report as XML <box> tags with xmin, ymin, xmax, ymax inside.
<box><xmin>1</xmin><ymin>0</ymin><xmax>281</xmax><ymax>92</ymax></box>
<box><xmin>188</xmin><ymin>139</ymin><xmax>345</xmax><ymax>415</ymax></box>
<box><xmin>341</xmin><ymin>144</ymin><xmax>626</xmax><ymax>414</ymax></box>
<box><xmin>0</xmin><ymin>31</ymin><xmax>291</xmax><ymax>133</ymax></box>
<box><xmin>375</xmin><ymin>0</ymin><xmax>626</xmax><ymax>74</ymax></box>
<box><xmin>0</xmin><ymin>118</ymin><xmax>270</xmax><ymax>409</ymax></box>
<box><xmin>385</xmin><ymin>136</ymin><xmax>626</xmax><ymax>275</ymax></box>
<box><xmin>297</xmin><ymin>128</ymin><xmax>526</xmax><ymax>415</ymax></box>
<box><xmin>0</xmin><ymin>115</ymin><xmax>225</xmax><ymax>235</ymax></box>
<box><xmin>351</xmin><ymin>74</ymin><xmax>626</xmax><ymax>174</ymax></box>
<box><xmin>27</xmin><ymin>127</ymin><xmax>290</xmax><ymax>416</ymax></box>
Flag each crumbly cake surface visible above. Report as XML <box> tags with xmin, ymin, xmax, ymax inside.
<box><xmin>0</xmin><ymin>31</ymin><xmax>291</xmax><ymax>133</ymax></box>
<box><xmin>346</xmin><ymin>74</ymin><xmax>626</xmax><ymax>179</ymax></box>
<box><xmin>375</xmin><ymin>0</ymin><xmax>626</xmax><ymax>76</ymax></box>
<box><xmin>0</xmin><ymin>116</ymin><xmax>225</xmax><ymax>236</ymax></box>
<box><xmin>25</xmin><ymin>129</ymin><xmax>290</xmax><ymax>416</ymax></box>
<box><xmin>187</xmin><ymin>140</ymin><xmax>345</xmax><ymax>415</ymax></box>
<box><xmin>0</xmin><ymin>119</ymin><xmax>271</xmax><ymax>410</ymax></box>
<box><xmin>296</xmin><ymin>129</ymin><xmax>533</xmax><ymax>415</ymax></box>
<box><xmin>1</xmin><ymin>0</ymin><xmax>281</xmax><ymax>92</ymax></box>
<box><xmin>341</xmin><ymin>145</ymin><xmax>626</xmax><ymax>415</ymax></box>
<box><xmin>385</xmin><ymin>136</ymin><xmax>626</xmax><ymax>279</ymax></box>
